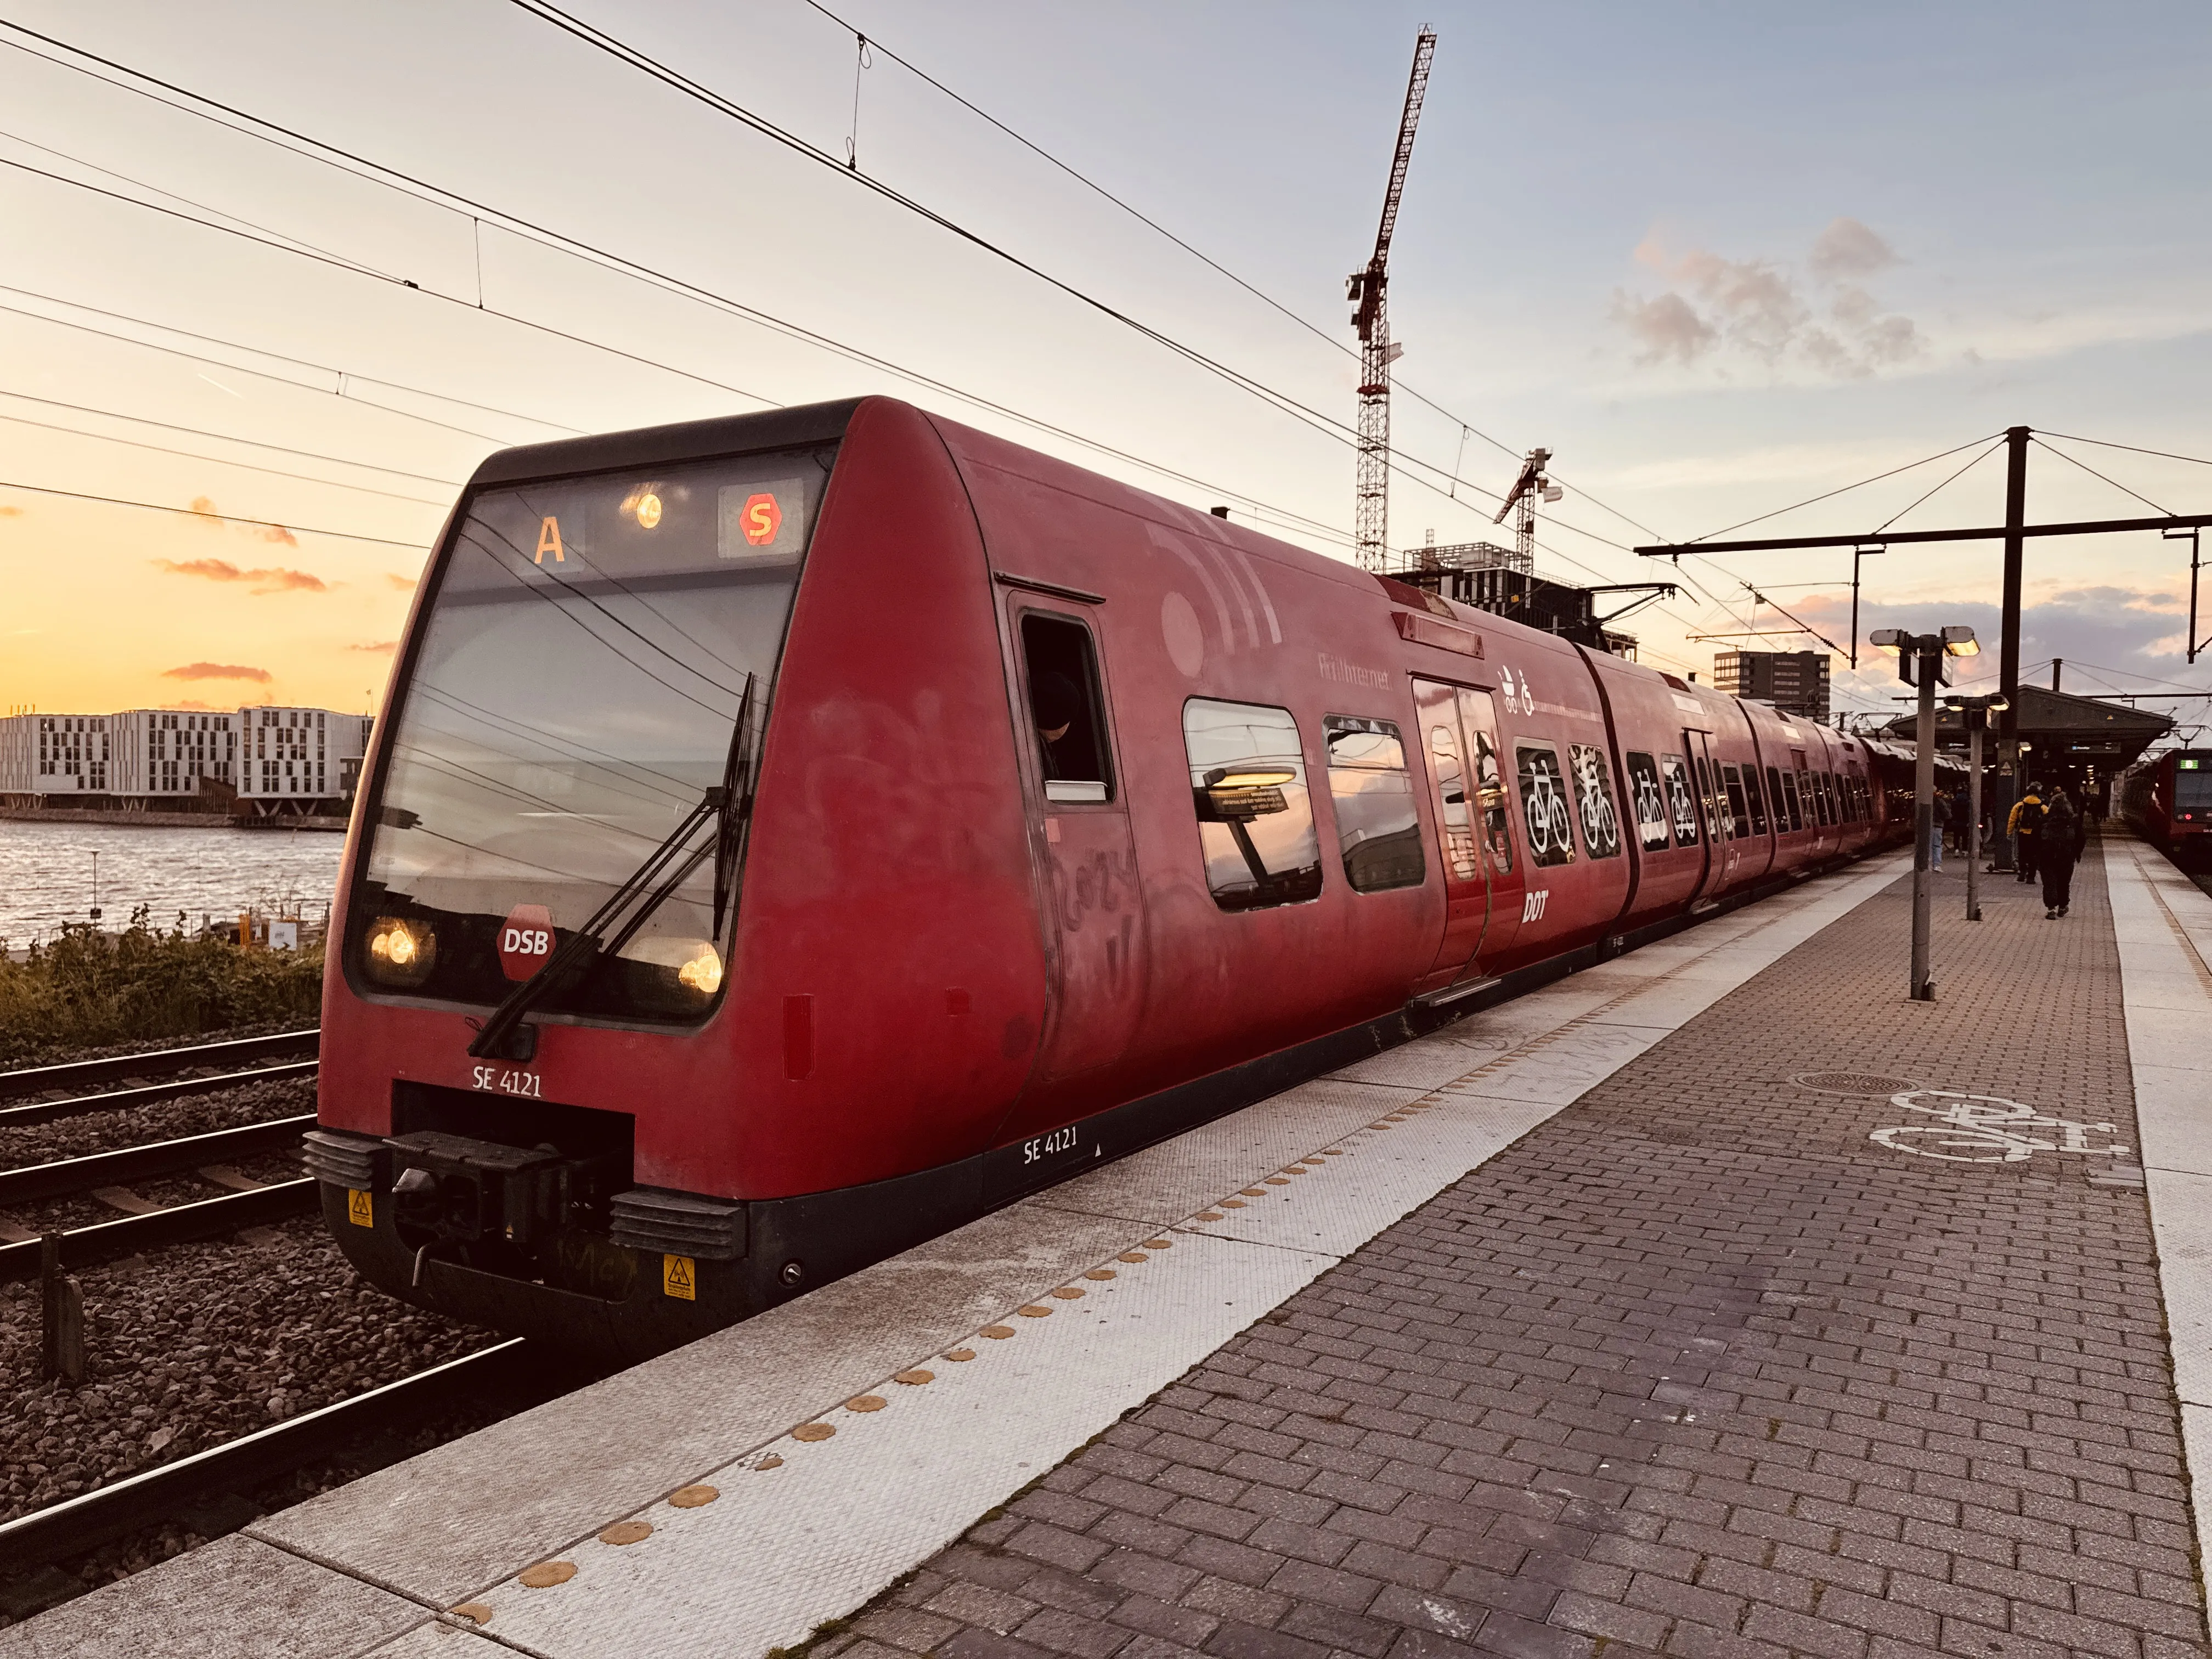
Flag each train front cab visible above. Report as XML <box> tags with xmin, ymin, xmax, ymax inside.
<box><xmin>311</xmin><ymin>398</ymin><xmax>1070</xmax><ymax>1359</ymax></box>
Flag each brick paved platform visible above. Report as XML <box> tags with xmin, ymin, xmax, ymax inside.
<box><xmin>838</xmin><ymin>836</ymin><xmax>2208</xmax><ymax>1659</ymax></box>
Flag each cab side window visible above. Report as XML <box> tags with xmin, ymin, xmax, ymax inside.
<box><xmin>1184</xmin><ymin>698</ymin><xmax>1323</xmax><ymax>911</ymax></box>
<box><xmin>1020</xmin><ymin>613</ymin><xmax>1111</xmax><ymax>803</ymax></box>
<box><xmin>1324</xmin><ymin>717</ymin><xmax>1425</xmax><ymax>893</ymax></box>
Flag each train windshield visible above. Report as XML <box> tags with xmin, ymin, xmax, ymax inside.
<box><xmin>2176</xmin><ymin>759</ymin><xmax>2212</xmax><ymax>816</ymax></box>
<box><xmin>353</xmin><ymin>445</ymin><xmax>835</xmax><ymax>1023</ymax></box>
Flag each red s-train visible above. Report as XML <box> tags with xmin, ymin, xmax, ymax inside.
<box><xmin>307</xmin><ymin>397</ymin><xmax>1910</xmax><ymax>1359</ymax></box>
<box><xmin>2120</xmin><ymin>748</ymin><xmax>2212</xmax><ymax>866</ymax></box>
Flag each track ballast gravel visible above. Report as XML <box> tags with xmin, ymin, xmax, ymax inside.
<box><xmin>0</xmin><ymin>1211</ymin><xmax>494</xmax><ymax>1529</ymax></box>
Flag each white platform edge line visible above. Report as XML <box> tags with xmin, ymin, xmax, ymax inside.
<box><xmin>380</xmin><ymin>853</ymin><xmax>1912</xmax><ymax>1653</ymax></box>
<box><xmin>2101</xmin><ymin>835</ymin><xmax>2212</xmax><ymax>1603</ymax></box>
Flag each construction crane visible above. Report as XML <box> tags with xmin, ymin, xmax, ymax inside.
<box><xmin>1494</xmin><ymin>447</ymin><xmax>1561</xmax><ymax>566</ymax></box>
<box><xmin>1348</xmin><ymin>28</ymin><xmax>1437</xmax><ymax>571</ymax></box>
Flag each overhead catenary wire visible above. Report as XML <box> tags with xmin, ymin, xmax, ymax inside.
<box><xmin>499</xmin><ymin>2</ymin><xmax>1664</xmax><ymax>552</ymax></box>
<box><xmin>0</xmin><ymin>407</ymin><xmax>454</xmax><ymax>506</ymax></box>
<box><xmin>0</xmin><ymin>19</ymin><xmax>1664</xmax><ymax>575</ymax></box>
<box><xmin>0</xmin><ymin>280</ymin><xmax>583</xmax><ymax>438</ymax></box>
<box><xmin>0</xmin><ymin>387</ymin><xmax>463</xmax><ymax>484</ymax></box>
<box><xmin>1869</xmin><ymin>437</ymin><xmax>2006</xmax><ymax>536</ymax></box>
<box><xmin>1678</xmin><ymin>433</ymin><xmax>2005</xmax><ymax>546</ymax></box>
<box><xmin>0</xmin><ymin>477</ymin><xmax>429</xmax><ymax>546</ymax></box>
<box><xmin>785</xmin><ymin>0</ymin><xmax>1664</xmax><ymax>545</ymax></box>
<box><xmin>0</xmin><ymin>18</ymin><xmax>1673</xmax><ymax>587</ymax></box>
<box><xmin>2035</xmin><ymin>432</ymin><xmax>2212</xmax><ymax>470</ymax></box>
<box><xmin>2029</xmin><ymin>436</ymin><xmax>2174</xmax><ymax>517</ymax></box>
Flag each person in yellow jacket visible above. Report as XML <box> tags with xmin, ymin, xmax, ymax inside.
<box><xmin>2008</xmin><ymin>785</ymin><xmax>2044</xmax><ymax>884</ymax></box>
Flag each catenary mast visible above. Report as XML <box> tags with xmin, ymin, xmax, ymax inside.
<box><xmin>1348</xmin><ymin>29</ymin><xmax>1437</xmax><ymax>571</ymax></box>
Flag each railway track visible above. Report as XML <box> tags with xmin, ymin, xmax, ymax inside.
<box><xmin>0</xmin><ymin>1030</ymin><xmax>320</xmax><ymax>1127</ymax></box>
<box><xmin>1</xmin><ymin>1032</ymin><xmax>326</xmax><ymax>1277</ymax></box>
<box><xmin>0</xmin><ymin>1338</ymin><xmax>550</xmax><ymax>1571</ymax></box>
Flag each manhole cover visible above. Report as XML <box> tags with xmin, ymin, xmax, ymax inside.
<box><xmin>1793</xmin><ymin>1070</ymin><xmax>1922</xmax><ymax>1096</ymax></box>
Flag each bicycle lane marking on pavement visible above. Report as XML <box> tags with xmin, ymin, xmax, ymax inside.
<box><xmin>1869</xmin><ymin>1088</ymin><xmax>2133</xmax><ymax>1164</ymax></box>
<box><xmin>2105</xmin><ymin>832</ymin><xmax>2212</xmax><ymax>1573</ymax></box>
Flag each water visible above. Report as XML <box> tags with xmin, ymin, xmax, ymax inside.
<box><xmin>0</xmin><ymin>820</ymin><xmax>348</xmax><ymax>944</ymax></box>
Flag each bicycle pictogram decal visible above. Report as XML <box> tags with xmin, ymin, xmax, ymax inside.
<box><xmin>1869</xmin><ymin>1090</ymin><xmax>2130</xmax><ymax>1164</ymax></box>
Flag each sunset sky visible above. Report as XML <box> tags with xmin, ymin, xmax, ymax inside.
<box><xmin>2</xmin><ymin>1</ymin><xmax>2208</xmax><ymax>730</ymax></box>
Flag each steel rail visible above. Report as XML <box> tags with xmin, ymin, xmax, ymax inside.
<box><xmin>0</xmin><ymin>1115</ymin><xmax>314</xmax><ymax>1207</ymax></box>
<box><xmin>0</xmin><ymin>1178</ymin><xmax>318</xmax><ymax>1282</ymax></box>
<box><xmin>0</xmin><ymin>1339</ymin><xmax>538</xmax><ymax>1570</ymax></box>
<box><xmin>0</xmin><ymin>1028</ymin><xmax>320</xmax><ymax>1102</ymax></box>
<box><xmin>0</xmin><ymin>1059</ymin><xmax>319</xmax><ymax>1128</ymax></box>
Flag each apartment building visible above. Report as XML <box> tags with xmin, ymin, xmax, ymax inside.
<box><xmin>0</xmin><ymin>705</ymin><xmax>371</xmax><ymax>812</ymax></box>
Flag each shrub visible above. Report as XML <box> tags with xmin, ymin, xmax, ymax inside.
<box><xmin>0</xmin><ymin>907</ymin><xmax>324</xmax><ymax>1067</ymax></box>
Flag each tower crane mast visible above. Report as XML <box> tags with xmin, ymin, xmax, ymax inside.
<box><xmin>1348</xmin><ymin>28</ymin><xmax>1437</xmax><ymax>571</ymax></box>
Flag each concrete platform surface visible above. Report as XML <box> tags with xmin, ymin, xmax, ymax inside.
<box><xmin>821</xmin><ymin>834</ymin><xmax>2212</xmax><ymax>1659</ymax></box>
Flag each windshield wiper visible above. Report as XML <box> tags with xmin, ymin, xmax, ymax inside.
<box><xmin>469</xmin><ymin>675</ymin><xmax>756</xmax><ymax>1060</ymax></box>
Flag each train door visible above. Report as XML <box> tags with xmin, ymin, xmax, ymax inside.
<box><xmin>1007</xmin><ymin>601</ymin><xmax>1149</xmax><ymax>1081</ymax></box>
<box><xmin>1413</xmin><ymin>679</ymin><xmax>1525</xmax><ymax>978</ymax></box>
<box><xmin>1414</xmin><ymin>678</ymin><xmax>1488</xmax><ymax>975</ymax></box>
<box><xmin>1458</xmin><ymin>687</ymin><xmax>1526</xmax><ymax>966</ymax></box>
<box><xmin>1685</xmin><ymin>729</ymin><xmax>1734</xmax><ymax>900</ymax></box>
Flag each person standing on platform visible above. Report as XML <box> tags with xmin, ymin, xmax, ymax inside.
<box><xmin>2010</xmin><ymin>782</ymin><xmax>2044</xmax><ymax>884</ymax></box>
<box><xmin>2040</xmin><ymin>788</ymin><xmax>2080</xmax><ymax>918</ymax></box>
<box><xmin>1929</xmin><ymin>787</ymin><xmax>1949</xmax><ymax>869</ymax></box>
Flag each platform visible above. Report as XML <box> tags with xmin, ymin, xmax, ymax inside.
<box><xmin>9</xmin><ymin>836</ymin><xmax>2212</xmax><ymax>1659</ymax></box>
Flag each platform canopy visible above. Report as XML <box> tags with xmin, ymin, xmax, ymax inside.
<box><xmin>1880</xmin><ymin>682</ymin><xmax>2172</xmax><ymax>770</ymax></box>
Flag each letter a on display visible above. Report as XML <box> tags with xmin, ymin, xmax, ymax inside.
<box><xmin>535</xmin><ymin>516</ymin><xmax>566</xmax><ymax>564</ymax></box>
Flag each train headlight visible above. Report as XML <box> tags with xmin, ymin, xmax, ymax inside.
<box><xmin>676</xmin><ymin>943</ymin><xmax>723</xmax><ymax>995</ymax></box>
<box><xmin>364</xmin><ymin>917</ymin><xmax>437</xmax><ymax>988</ymax></box>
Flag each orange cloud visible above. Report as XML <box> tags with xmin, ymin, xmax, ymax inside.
<box><xmin>387</xmin><ymin>572</ymin><xmax>420</xmax><ymax>591</ymax></box>
<box><xmin>153</xmin><ymin>557</ymin><xmax>328</xmax><ymax>594</ymax></box>
<box><xmin>162</xmin><ymin>662</ymin><xmax>273</xmax><ymax>683</ymax></box>
<box><xmin>348</xmin><ymin>641</ymin><xmax>399</xmax><ymax>654</ymax></box>
<box><xmin>184</xmin><ymin>495</ymin><xmax>299</xmax><ymax>549</ymax></box>
<box><xmin>0</xmin><ymin>505</ymin><xmax>22</xmax><ymax>518</ymax></box>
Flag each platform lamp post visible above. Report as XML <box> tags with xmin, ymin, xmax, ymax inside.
<box><xmin>1871</xmin><ymin>626</ymin><xmax>1980</xmax><ymax>1001</ymax></box>
<box><xmin>1944</xmin><ymin>692</ymin><xmax>2008</xmax><ymax>924</ymax></box>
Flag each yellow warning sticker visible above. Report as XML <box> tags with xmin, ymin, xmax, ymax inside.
<box><xmin>346</xmin><ymin>1188</ymin><xmax>374</xmax><ymax>1228</ymax></box>
<box><xmin>662</xmin><ymin>1254</ymin><xmax>696</xmax><ymax>1300</ymax></box>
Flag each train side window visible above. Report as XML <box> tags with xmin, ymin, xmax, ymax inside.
<box><xmin>1568</xmin><ymin>743</ymin><xmax>1623</xmax><ymax>859</ymax></box>
<box><xmin>1741</xmin><ymin>761</ymin><xmax>1769</xmax><ymax>834</ymax></box>
<box><xmin>1766</xmin><ymin>766</ymin><xmax>1787</xmax><ymax>831</ymax></box>
<box><xmin>1812</xmin><ymin>770</ymin><xmax>1833</xmax><ymax>826</ymax></box>
<box><xmin>1325</xmin><ymin>716</ymin><xmax>1425</xmax><ymax>893</ymax></box>
<box><xmin>1720</xmin><ymin>763</ymin><xmax>1753</xmax><ymax>839</ymax></box>
<box><xmin>1822</xmin><ymin>771</ymin><xmax>1841</xmax><ymax>824</ymax></box>
<box><xmin>1515</xmin><ymin>741</ymin><xmax>1578</xmax><ymax>867</ymax></box>
<box><xmin>1780</xmin><ymin>769</ymin><xmax>1804</xmax><ymax>832</ymax></box>
<box><xmin>1626</xmin><ymin>752</ymin><xmax>1671</xmax><ymax>851</ymax></box>
<box><xmin>1183</xmin><ymin>698</ymin><xmax>1323</xmax><ymax>911</ymax></box>
<box><xmin>1020</xmin><ymin>613</ymin><xmax>1112</xmax><ymax>803</ymax></box>
<box><xmin>1660</xmin><ymin>754</ymin><xmax>1700</xmax><ymax>847</ymax></box>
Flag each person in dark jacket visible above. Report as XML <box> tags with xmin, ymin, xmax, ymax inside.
<box><xmin>2010</xmin><ymin>784</ymin><xmax>2044</xmax><ymax>883</ymax></box>
<box><xmin>2040</xmin><ymin>788</ymin><xmax>2080</xmax><ymax>918</ymax></box>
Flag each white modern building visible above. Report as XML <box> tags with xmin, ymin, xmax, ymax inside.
<box><xmin>236</xmin><ymin>706</ymin><xmax>374</xmax><ymax>815</ymax></box>
<box><xmin>0</xmin><ymin>714</ymin><xmax>113</xmax><ymax>798</ymax></box>
<box><xmin>0</xmin><ymin>706</ymin><xmax>371</xmax><ymax>814</ymax></box>
<box><xmin>111</xmin><ymin>709</ymin><xmax>240</xmax><ymax>803</ymax></box>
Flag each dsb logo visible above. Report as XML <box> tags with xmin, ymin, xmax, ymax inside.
<box><xmin>499</xmin><ymin>904</ymin><xmax>556</xmax><ymax>981</ymax></box>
